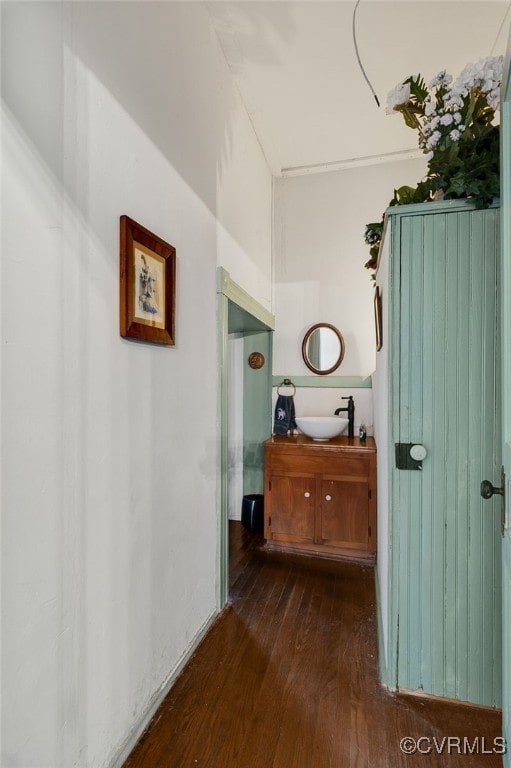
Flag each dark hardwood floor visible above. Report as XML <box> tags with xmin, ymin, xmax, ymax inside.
<box><xmin>124</xmin><ymin>522</ymin><xmax>502</xmax><ymax>767</ymax></box>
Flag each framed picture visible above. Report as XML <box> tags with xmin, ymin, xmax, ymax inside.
<box><xmin>120</xmin><ymin>215</ymin><xmax>176</xmax><ymax>345</ymax></box>
<box><xmin>374</xmin><ymin>285</ymin><xmax>383</xmax><ymax>352</ymax></box>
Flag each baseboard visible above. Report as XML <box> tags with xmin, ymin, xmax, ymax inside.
<box><xmin>374</xmin><ymin>564</ymin><xmax>393</xmax><ymax>691</ymax></box>
<box><xmin>397</xmin><ymin>687</ymin><xmax>502</xmax><ymax>713</ymax></box>
<box><xmin>107</xmin><ymin>607</ymin><xmax>220</xmax><ymax>768</ymax></box>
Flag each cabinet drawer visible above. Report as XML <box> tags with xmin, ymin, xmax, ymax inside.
<box><xmin>266</xmin><ymin>452</ymin><xmax>369</xmax><ymax>478</ymax></box>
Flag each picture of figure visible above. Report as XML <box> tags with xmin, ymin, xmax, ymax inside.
<box><xmin>133</xmin><ymin>244</ymin><xmax>165</xmax><ymax>329</ymax></box>
<box><xmin>120</xmin><ymin>216</ymin><xmax>175</xmax><ymax>345</ymax></box>
<box><xmin>138</xmin><ymin>254</ymin><xmax>159</xmax><ymax>315</ymax></box>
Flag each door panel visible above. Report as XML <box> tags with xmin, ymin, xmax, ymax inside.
<box><xmin>269</xmin><ymin>474</ymin><xmax>315</xmax><ymax>544</ymax></box>
<box><xmin>394</xmin><ymin>205</ymin><xmax>501</xmax><ymax>705</ymax></box>
<box><xmin>320</xmin><ymin>478</ymin><xmax>368</xmax><ymax>550</ymax></box>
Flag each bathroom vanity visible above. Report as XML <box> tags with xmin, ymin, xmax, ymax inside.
<box><xmin>264</xmin><ymin>435</ymin><xmax>376</xmax><ymax>562</ymax></box>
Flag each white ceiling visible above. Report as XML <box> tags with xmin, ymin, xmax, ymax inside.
<box><xmin>207</xmin><ymin>1</ymin><xmax>511</xmax><ymax>175</ymax></box>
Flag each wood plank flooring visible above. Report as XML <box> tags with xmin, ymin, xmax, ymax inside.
<box><xmin>123</xmin><ymin>522</ymin><xmax>502</xmax><ymax>768</ymax></box>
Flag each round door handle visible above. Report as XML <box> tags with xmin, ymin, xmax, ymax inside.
<box><xmin>410</xmin><ymin>444</ymin><xmax>427</xmax><ymax>461</ymax></box>
<box><xmin>481</xmin><ymin>480</ymin><xmax>504</xmax><ymax>499</ymax></box>
<box><xmin>325</xmin><ymin>494</ymin><xmax>332</xmax><ymax>501</ymax></box>
<box><xmin>304</xmin><ymin>492</ymin><xmax>311</xmax><ymax>498</ymax></box>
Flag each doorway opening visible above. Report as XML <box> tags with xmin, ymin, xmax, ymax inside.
<box><xmin>217</xmin><ymin>268</ymin><xmax>275</xmax><ymax>607</ymax></box>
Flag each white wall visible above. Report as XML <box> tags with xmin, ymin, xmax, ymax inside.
<box><xmin>216</xmin><ymin>109</ymin><xmax>273</xmax><ymax>311</ymax></box>
<box><xmin>272</xmin><ymin>158</ymin><xmax>426</xmax><ymax>423</ymax></box>
<box><xmin>1</xmin><ymin>3</ymin><xmax>271</xmax><ymax>767</ymax></box>
<box><xmin>272</xmin><ymin>156</ymin><xmax>420</xmax><ymax>558</ymax></box>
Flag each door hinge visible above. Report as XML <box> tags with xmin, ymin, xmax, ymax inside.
<box><xmin>268</xmin><ymin>516</ymin><xmax>271</xmax><ymax>527</ymax></box>
<box><xmin>368</xmin><ymin>525</ymin><xmax>372</xmax><ymax>537</ymax></box>
<box><xmin>269</xmin><ymin>481</ymin><xmax>271</xmax><ymax>492</ymax></box>
<box><xmin>368</xmin><ymin>489</ymin><xmax>372</xmax><ymax>500</ymax></box>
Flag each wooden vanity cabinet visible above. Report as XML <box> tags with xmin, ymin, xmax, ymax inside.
<box><xmin>264</xmin><ymin>435</ymin><xmax>376</xmax><ymax>562</ymax></box>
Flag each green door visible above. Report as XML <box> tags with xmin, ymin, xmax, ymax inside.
<box><xmin>389</xmin><ymin>200</ymin><xmax>502</xmax><ymax>706</ymax></box>
<box><xmin>500</xmin><ymin>60</ymin><xmax>511</xmax><ymax>767</ymax></box>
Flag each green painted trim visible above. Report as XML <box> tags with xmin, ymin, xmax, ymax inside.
<box><xmin>216</xmin><ymin>267</ymin><xmax>276</xmax><ymax>609</ymax></box>
<box><xmin>500</xmin><ymin>50</ymin><xmax>511</xmax><ymax>768</ymax></box>
<box><xmin>384</xmin><ymin>197</ymin><xmax>500</xmax><ymax>220</ymax></box>
<box><xmin>244</xmin><ymin>333</ymin><xmax>273</xmax><ymax>495</ymax></box>
<box><xmin>388</xmin><ymin>213</ymin><xmax>401</xmax><ymax>693</ymax></box>
<box><xmin>503</xmin><ymin>540</ymin><xmax>511</xmax><ymax>768</ymax></box>
<box><xmin>272</xmin><ymin>375</ymin><xmax>372</xmax><ymax>389</ymax></box>
<box><xmin>217</xmin><ymin>292</ymin><xmax>229</xmax><ymax>609</ymax></box>
<box><xmin>217</xmin><ymin>267</ymin><xmax>275</xmax><ymax>331</ymax></box>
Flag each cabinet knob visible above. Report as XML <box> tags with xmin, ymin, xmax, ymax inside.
<box><xmin>325</xmin><ymin>494</ymin><xmax>332</xmax><ymax>501</ymax></box>
<box><xmin>304</xmin><ymin>492</ymin><xmax>311</xmax><ymax>498</ymax></box>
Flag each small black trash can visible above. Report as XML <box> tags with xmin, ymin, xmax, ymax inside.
<box><xmin>241</xmin><ymin>494</ymin><xmax>264</xmax><ymax>534</ymax></box>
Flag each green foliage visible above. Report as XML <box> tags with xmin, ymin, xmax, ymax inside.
<box><xmin>364</xmin><ymin>58</ymin><xmax>503</xmax><ymax>278</ymax></box>
<box><xmin>405</xmin><ymin>74</ymin><xmax>428</xmax><ymax>105</ymax></box>
<box><xmin>364</xmin><ymin>221</ymin><xmax>384</xmax><ymax>272</ymax></box>
<box><xmin>428</xmin><ymin>123</ymin><xmax>500</xmax><ymax>208</ymax></box>
<box><xmin>390</xmin><ymin>182</ymin><xmax>433</xmax><ymax>206</ymax></box>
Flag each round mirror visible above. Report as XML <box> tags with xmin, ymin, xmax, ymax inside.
<box><xmin>302</xmin><ymin>323</ymin><xmax>345</xmax><ymax>375</ymax></box>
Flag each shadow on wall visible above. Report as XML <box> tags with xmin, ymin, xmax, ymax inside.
<box><xmin>2</xmin><ymin>1</ymin><xmax>294</xmax><ymax>245</ymax></box>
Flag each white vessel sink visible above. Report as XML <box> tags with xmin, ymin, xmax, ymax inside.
<box><xmin>295</xmin><ymin>416</ymin><xmax>349</xmax><ymax>441</ymax></box>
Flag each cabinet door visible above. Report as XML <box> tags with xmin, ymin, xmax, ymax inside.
<box><xmin>267</xmin><ymin>474</ymin><xmax>316</xmax><ymax>546</ymax></box>
<box><xmin>319</xmin><ymin>478</ymin><xmax>369</xmax><ymax>552</ymax></box>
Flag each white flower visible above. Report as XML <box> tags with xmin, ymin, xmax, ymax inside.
<box><xmin>488</xmin><ymin>88</ymin><xmax>500</xmax><ymax>111</ymax></box>
<box><xmin>386</xmin><ymin>81</ymin><xmax>411</xmax><ymax>114</ymax></box>
<box><xmin>440</xmin><ymin>113</ymin><xmax>454</xmax><ymax>126</ymax></box>
<box><xmin>453</xmin><ymin>112</ymin><xmax>462</xmax><ymax>124</ymax></box>
<box><xmin>426</xmin><ymin>130</ymin><xmax>442</xmax><ymax>149</ymax></box>
<box><xmin>424</xmin><ymin>98</ymin><xmax>437</xmax><ymax>117</ymax></box>
<box><xmin>453</xmin><ymin>55</ymin><xmax>504</xmax><ymax>109</ymax></box>
<box><xmin>429</xmin><ymin>70</ymin><xmax>453</xmax><ymax>89</ymax></box>
<box><xmin>450</xmin><ymin>129</ymin><xmax>461</xmax><ymax>142</ymax></box>
<box><xmin>444</xmin><ymin>92</ymin><xmax>464</xmax><ymax>110</ymax></box>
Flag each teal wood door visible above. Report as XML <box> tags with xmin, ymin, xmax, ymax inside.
<box><xmin>500</xmin><ymin>58</ymin><xmax>511</xmax><ymax>766</ymax></box>
<box><xmin>389</xmin><ymin>201</ymin><xmax>501</xmax><ymax>706</ymax></box>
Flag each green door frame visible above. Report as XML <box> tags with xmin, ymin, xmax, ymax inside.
<box><xmin>500</xmin><ymin>50</ymin><xmax>511</xmax><ymax>767</ymax></box>
<box><xmin>216</xmin><ymin>267</ymin><xmax>275</xmax><ymax>608</ymax></box>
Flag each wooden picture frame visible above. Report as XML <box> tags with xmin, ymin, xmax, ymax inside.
<box><xmin>120</xmin><ymin>215</ymin><xmax>176</xmax><ymax>345</ymax></box>
<box><xmin>374</xmin><ymin>286</ymin><xmax>383</xmax><ymax>352</ymax></box>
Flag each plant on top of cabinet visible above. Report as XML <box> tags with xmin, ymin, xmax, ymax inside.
<box><xmin>364</xmin><ymin>55</ymin><xmax>503</xmax><ymax>276</ymax></box>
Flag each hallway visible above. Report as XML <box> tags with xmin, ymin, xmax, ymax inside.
<box><xmin>124</xmin><ymin>523</ymin><xmax>502</xmax><ymax>767</ymax></box>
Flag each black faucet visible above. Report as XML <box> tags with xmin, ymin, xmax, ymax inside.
<box><xmin>335</xmin><ymin>396</ymin><xmax>355</xmax><ymax>438</ymax></box>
